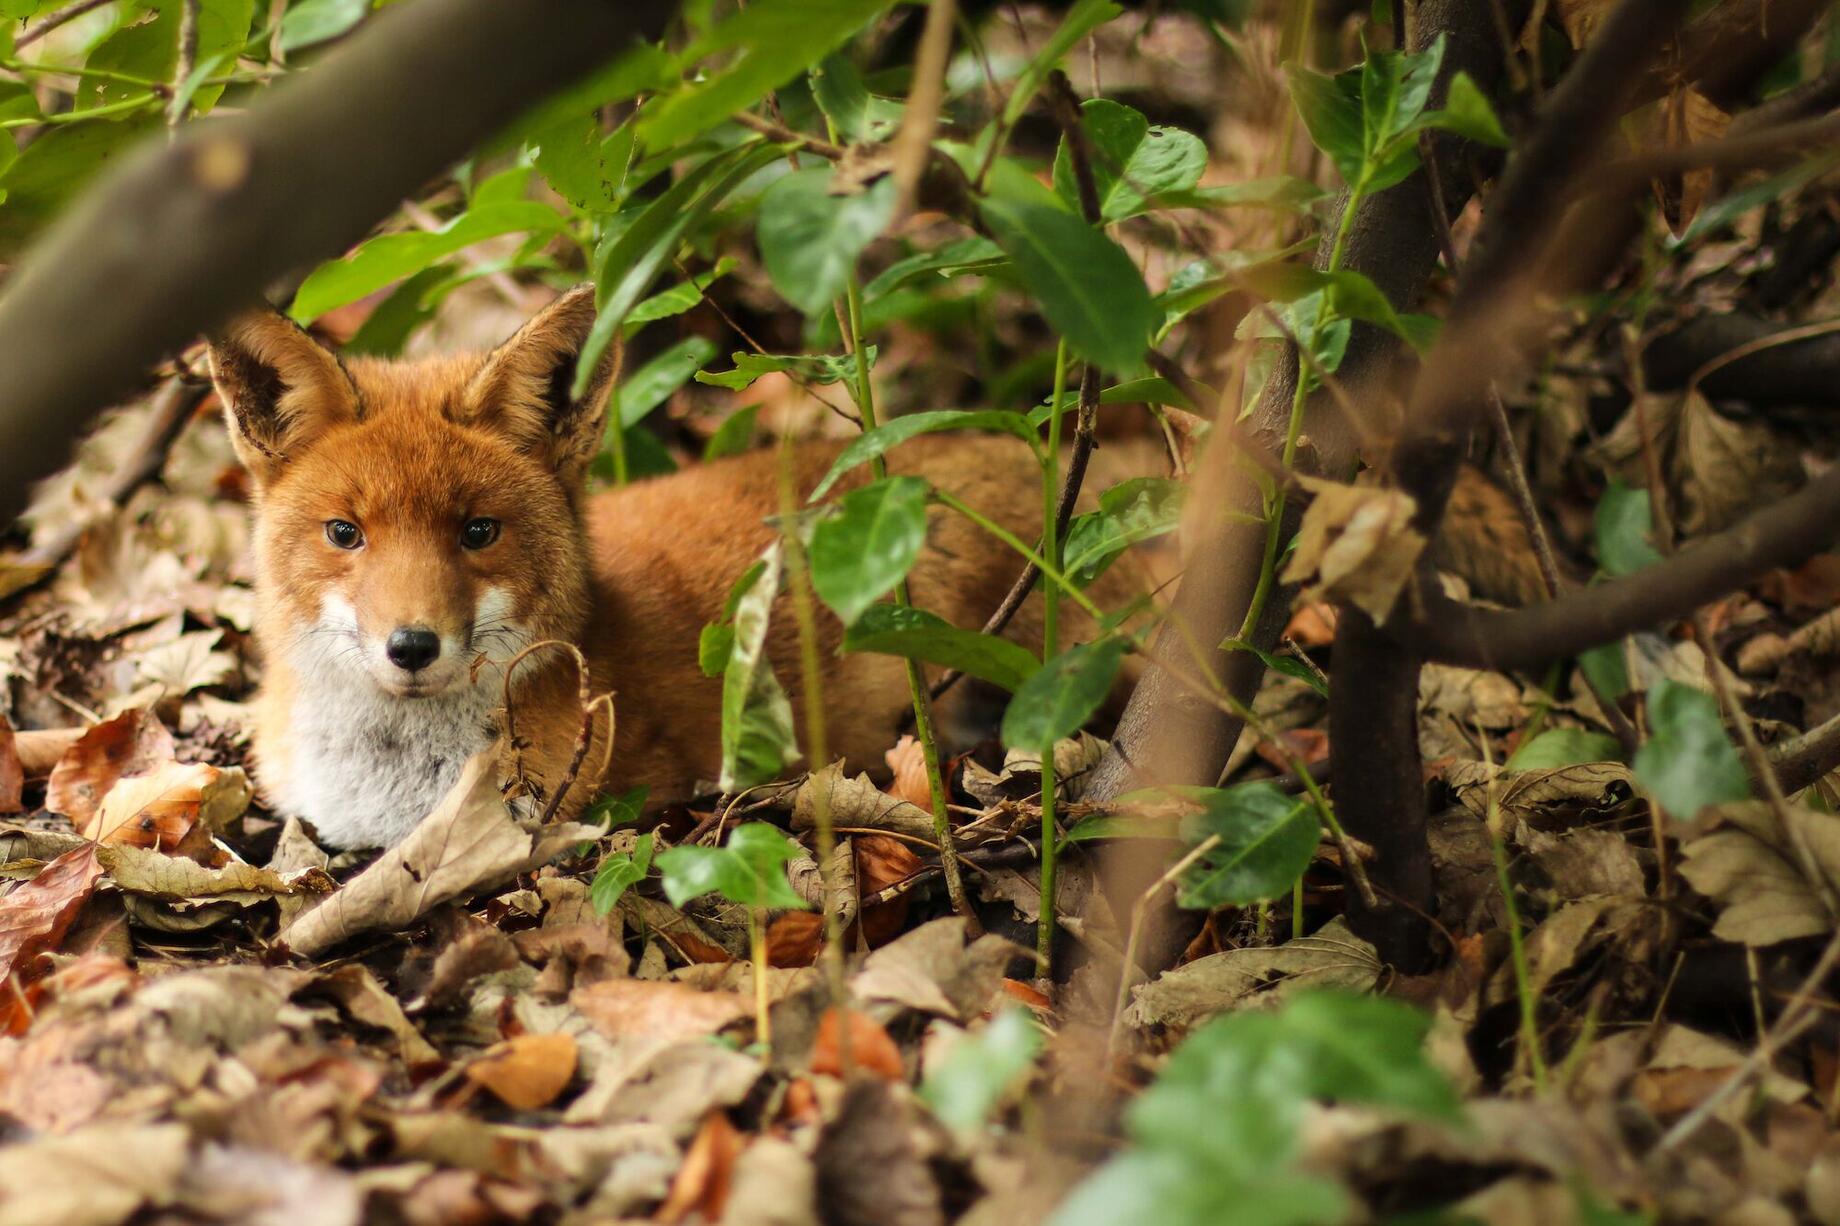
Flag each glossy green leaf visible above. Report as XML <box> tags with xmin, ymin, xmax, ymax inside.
<box><xmin>279</xmin><ymin>0</ymin><xmax>367</xmax><ymax>53</ymax></box>
<box><xmin>919</xmin><ymin>1010</ymin><xmax>1042</xmax><ymax>1132</ymax></box>
<box><xmin>809</xmin><ymin>409</ymin><xmax>1037</xmax><ymax>501</ymax></box>
<box><xmin>843</xmin><ymin>605</ymin><xmax>1041</xmax><ymax>693</ymax></box>
<box><xmin>1420</xmin><ymin>70</ymin><xmax>1510</xmax><ymax>148</ymax></box>
<box><xmin>589</xmin><ymin>830</ymin><xmax>653</xmax><ymax>915</ymax></box>
<box><xmin>810</xmin><ymin>54</ymin><xmax>903</xmax><ymax>142</ymax></box>
<box><xmin>657</xmin><ymin>822</ymin><xmax>810</xmax><ymax>910</ymax></box>
<box><xmin>1150</xmin><ymin>176</ymin><xmax>1326</xmax><ymax>212</ymax></box>
<box><xmin>342</xmin><ymin>264</ymin><xmax>452</xmax><ymax>357</ymax></box>
<box><xmin>82</xmin><ymin>0</ymin><xmax>253</xmax><ymax>113</ymax></box>
<box><xmin>1594</xmin><ymin>480</ymin><xmax>1664</xmax><ymax>577</ymax></box>
<box><xmin>531</xmin><ymin>112</ymin><xmax>619</xmax><ymax>212</ymax></box>
<box><xmin>758</xmin><ymin>167</ymin><xmax>896</xmax><ymax>315</ymax></box>
<box><xmin>625</xmin><ymin>257</ymin><xmax>739</xmax><ymax>329</ymax></box>
<box><xmin>1062</xmin><ymin>478</ymin><xmax>1183</xmax><ymax>586</ymax></box>
<box><xmin>1284</xmin><ymin>63</ymin><xmax>1364</xmax><ymax>183</ymax></box>
<box><xmin>1633</xmin><ymin>679</ymin><xmax>1750</xmax><ymax>820</ymax></box>
<box><xmin>716</xmin><ymin>545</ymin><xmax>800</xmax><ymax>792</ymax></box>
<box><xmin>1173</xmin><ymin>782</ymin><xmax>1319</xmax><ymax>908</ymax></box>
<box><xmin>615</xmin><ymin>336</ymin><xmax>719</xmax><ymax>431</ymax></box>
<box><xmin>1052</xmin><ymin>98</ymin><xmax>1207</xmax><ymax>221</ymax></box>
<box><xmin>1506</xmin><ymin>728</ymin><xmax>1624</xmax><ymax>770</ymax></box>
<box><xmin>695</xmin><ymin>347</ymin><xmax>874</xmax><ymax>392</ymax></box>
<box><xmin>0</xmin><ymin>119</ymin><xmax>157</xmax><ymax>257</ymax></box>
<box><xmin>291</xmin><ymin>202</ymin><xmax>564</xmax><ymax>323</ymax></box>
<box><xmin>861</xmin><ymin>236</ymin><xmax>1005</xmax><ymax>301</ymax></box>
<box><xmin>1222</xmin><ymin>636</ymin><xmax>1328</xmax><ymax>697</ymax></box>
<box><xmin>809</xmin><ymin>476</ymin><xmax>930</xmax><ymax>626</ymax></box>
<box><xmin>1001</xmin><ymin>639</ymin><xmax>1126</xmax><ymax>752</ymax></box>
<box><xmin>979</xmin><ymin>196</ymin><xmax>1158</xmax><ymax>375</ymax></box>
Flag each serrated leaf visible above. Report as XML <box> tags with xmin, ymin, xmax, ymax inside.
<box><xmin>809</xmin><ymin>476</ymin><xmax>931</xmax><ymax>626</ymax></box>
<box><xmin>843</xmin><ymin>605</ymin><xmax>1040</xmax><ymax>693</ymax></box>
<box><xmin>1633</xmin><ymin>679</ymin><xmax>1750</xmax><ymax>820</ymax></box>
<box><xmin>1001</xmin><ymin>639</ymin><xmax>1126</xmax><ymax>752</ymax></box>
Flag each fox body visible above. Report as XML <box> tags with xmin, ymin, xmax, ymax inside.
<box><xmin>211</xmin><ymin>288</ymin><xmax>1129</xmax><ymax>849</ymax></box>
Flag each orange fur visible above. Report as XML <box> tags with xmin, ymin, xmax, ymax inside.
<box><xmin>212</xmin><ymin>287</ymin><xmax>1139</xmax><ymax>848</ymax></box>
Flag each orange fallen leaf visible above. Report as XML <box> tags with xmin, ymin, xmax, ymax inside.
<box><xmin>0</xmin><ymin>844</ymin><xmax>104</xmax><ymax>990</ymax></box>
<box><xmin>0</xmin><ymin>716</ymin><xmax>22</xmax><ymax>816</ymax></box>
<box><xmin>82</xmin><ymin>760</ymin><xmax>248</xmax><ymax>849</ymax></box>
<box><xmin>766</xmin><ymin>910</ymin><xmax>823</xmax><ymax>967</ymax></box>
<box><xmin>856</xmin><ymin>833</ymin><xmax>922</xmax><ymax>946</ymax></box>
<box><xmin>570</xmin><ymin>978</ymin><xmax>749</xmax><ymax>1040</ymax></box>
<box><xmin>998</xmin><ymin>978</ymin><xmax>1051</xmax><ymax>1011</ymax></box>
<box><xmin>14</xmin><ymin>727</ymin><xmax>85</xmax><ymax>779</ymax></box>
<box><xmin>464</xmin><ymin>1032</ymin><xmax>578</xmax><ymax>1110</ymax></box>
<box><xmin>45</xmin><ymin>709</ymin><xmax>174</xmax><ymax>825</ymax></box>
<box><xmin>883</xmin><ymin>736</ymin><xmax>931</xmax><ymax>809</ymax></box>
<box><xmin>811</xmin><ymin>1007</ymin><xmax>905</xmax><ymax>1081</ymax></box>
<box><xmin>657</xmin><ymin>1109</ymin><xmax>741</xmax><ymax>1224</ymax></box>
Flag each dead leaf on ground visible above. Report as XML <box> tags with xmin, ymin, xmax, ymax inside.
<box><xmin>1125</xmin><ymin>916</ymin><xmax>1380</xmax><ymax>1032</ymax></box>
<box><xmin>1280</xmin><ymin>475</ymin><xmax>1427</xmax><ymax>623</ymax></box>
<box><xmin>884</xmin><ymin>736</ymin><xmax>931</xmax><ymax>809</ymax></box>
<box><xmin>571</xmin><ymin>977</ymin><xmax>750</xmax><ymax>1039</ymax></box>
<box><xmin>1679</xmin><ymin>801</ymin><xmax>1840</xmax><ymax>946</ymax></box>
<box><xmin>795</xmin><ymin>761</ymin><xmax>942</xmax><ymax>845</ymax></box>
<box><xmin>0</xmin><ymin>716</ymin><xmax>23</xmax><ymax>815</ymax></box>
<box><xmin>1443</xmin><ymin>759</ymin><xmax>1635</xmax><ymax>831</ymax></box>
<box><xmin>659</xmin><ymin>1109</ymin><xmax>743</xmax><ymax>1224</ymax></box>
<box><xmin>83</xmin><ymin>760</ymin><xmax>250</xmax><ymax>848</ymax></box>
<box><xmin>0</xmin><ymin>1121</ymin><xmax>189</xmax><ymax>1226</ymax></box>
<box><xmin>814</xmin><ymin>1080</ymin><xmax>944</xmax><ymax>1226</ymax></box>
<box><xmin>852</xmin><ymin>917</ymin><xmax>1026</xmax><ymax>1022</ymax></box>
<box><xmin>811</xmin><ymin>1007</ymin><xmax>906</xmax><ymax>1081</ymax></box>
<box><xmin>0</xmin><ymin>843</ymin><xmax>103</xmax><ymax>987</ymax></box>
<box><xmin>1646</xmin><ymin>91</ymin><xmax>1732</xmax><ymax>238</ymax></box>
<box><xmin>45</xmin><ymin>707</ymin><xmax>175</xmax><ymax>825</ymax></box>
<box><xmin>465</xmin><ymin>1031</ymin><xmax>578</xmax><ymax>1110</ymax></box>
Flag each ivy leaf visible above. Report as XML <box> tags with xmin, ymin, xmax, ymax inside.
<box><xmin>1507</xmin><ymin>728</ymin><xmax>1624</xmax><ymax>770</ymax></box>
<box><xmin>1633</xmin><ymin>679</ymin><xmax>1751</xmax><ymax>820</ymax></box>
<box><xmin>809</xmin><ymin>476</ymin><xmax>931</xmax><ymax>626</ymax></box>
<box><xmin>843</xmin><ymin>605</ymin><xmax>1041</xmax><ymax>693</ymax></box>
<box><xmin>1052</xmin><ymin>99</ymin><xmax>1207</xmax><ymax>221</ymax></box>
<box><xmin>758</xmin><ymin>167</ymin><xmax>897</xmax><ymax>316</ymax></box>
<box><xmin>589</xmin><ymin>831</ymin><xmax>653</xmax><ymax>915</ymax></box>
<box><xmin>656</xmin><ymin>822</ymin><xmax>810</xmax><ymax>910</ymax></box>
<box><xmin>1001</xmin><ymin>640</ymin><xmax>1126</xmax><ymax>752</ymax></box>
<box><xmin>1062</xmin><ymin>478</ymin><xmax>1184</xmax><ymax>587</ymax></box>
<box><xmin>1594</xmin><ymin>480</ymin><xmax>1664</xmax><ymax>577</ymax></box>
<box><xmin>919</xmin><ymin>1010</ymin><xmax>1043</xmax><ymax>1133</ymax></box>
<box><xmin>1172</xmin><ymin>783</ymin><xmax>1319</xmax><ymax>909</ymax></box>
<box><xmin>978</xmin><ymin>196</ymin><xmax>1158</xmax><ymax>376</ymax></box>
<box><xmin>809</xmin><ymin>410</ymin><xmax>1038</xmax><ymax>501</ymax></box>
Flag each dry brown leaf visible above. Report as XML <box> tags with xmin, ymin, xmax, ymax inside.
<box><xmin>813</xmin><ymin>1081</ymin><xmax>943</xmax><ymax>1226</ymax></box>
<box><xmin>659</xmin><ymin>1109</ymin><xmax>742</xmax><ymax>1224</ymax></box>
<box><xmin>884</xmin><ymin>735</ymin><xmax>931</xmax><ymax>809</ymax></box>
<box><xmin>1672</xmin><ymin>391</ymin><xmax>1801</xmax><ymax>536</ymax></box>
<box><xmin>311</xmin><ymin>964</ymin><xmax>441</xmax><ymax>1066</ymax></box>
<box><xmin>0</xmin><ymin>717</ymin><xmax>22</xmax><ymax>816</ymax></box>
<box><xmin>794</xmin><ymin>761</ymin><xmax>940</xmax><ymax>844</ymax></box>
<box><xmin>765</xmin><ymin>909</ymin><xmax>825</xmax><ymax>967</ymax></box>
<box><xmin>1279</xmin><ymin>476</ymin><xmax>1426</xmax><ymax>623</ymax></box>
<box><xmin>1442</xmin><ymin>759</ymin><xmax>1634</xmax><ymax>830</ymax></box>
<box><xmin>133</xmin><ymin>627</ymin><xmax>236</xmax><ymax>699</ymax></box>
<box><xmin>465</xmin><ymin>1032</ymin><xmax>578</xmax><ymax>1110</ymax></box>
<box><xmin>1678</xmin><ymin>801</ymin><xmax>1840</xmax><ymax>946</ymax></box>
<box><xmin>279</xmin><ymin>748</ymin><xmax>596</xmax><ymax>957</ymax></box>
<box><xmin>1550</xmin><ymin>0</ymin><xmax>1617</xmax><ymax>46</ymax></box>
<box><xmin>811</xmin><ymin>1007</ymin><xmax>906</xmax><ymax>1081</ymax></box>
<box><xmin>1124</xmin><ymin>916</ymin><xmax>1379</xmax><ymax>1032</ymax></box>
<box><xmin>0</xmin><ymin>843</ymin><xmax>103</xmax><ymax>987</ymax></box>
<box><xmin>852</xmin><ymin>917</ymin><xmax>1027</xmax><ymax>1022</ymax></box>
<box><xmin>45</xmin><ymin>708</ymin><xmax>174</xmax><ymax>825</ymax></box>
<box><xmin>82</xmin><ymin>761</ymin><xmax>250</xmax><ymax>848</ymax></box>
<box><xmin>0</xmin><ymin>1121</ymin><xmax>189</xmax><ymax>1226</ymax></box>
<box><xmin>1648</xmin><ymin>89</ymin><xmax>1732</xmax><ymax>237</ymax></box>
<box><xmin>571</xmin><ymin>978</ymin><xmax>750</xmax><ymax>1039</ymax></box>
<box><xmin>15</xmin><ymin>727</ymin><xmax>85</xmax><ymax>779</ymax></box>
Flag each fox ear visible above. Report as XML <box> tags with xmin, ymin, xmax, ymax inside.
<box><xmin>207</xmin><ymin>308</ymin><xmax>359</xmax><ymax>485</ymax></box>
<box><xmin>463</xmin><ymin>285</ymin><xmax>612</xmax><ymax>480</ymax></box>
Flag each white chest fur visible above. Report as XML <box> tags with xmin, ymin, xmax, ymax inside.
<box><xmin>271</xmin><ymin>675</ymin><xmax>501</xmax><ymax>849</ymax></box>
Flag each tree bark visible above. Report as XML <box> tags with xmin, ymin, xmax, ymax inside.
<box><xmin>0</xmin><ymin>0</ymin><xmax>676</xmax><ymax>519</ymax></box>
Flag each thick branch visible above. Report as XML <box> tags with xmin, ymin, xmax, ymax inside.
<box><xmin>1645</xmin><ymin>313</ymin><xmax>1840</xmax><ymax>404</ymax></box>
<box><xmin>0</xmin><ymin>0</ymin><xmax>674</xmax><ymax>520</ymax></box>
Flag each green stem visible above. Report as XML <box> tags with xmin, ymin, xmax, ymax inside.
<box><xmin>1037</xmin><ymin>340</ymin><xmax>1069</xmax><ymax>973</ymax></box>
<box><xmin>837</xmin><ymin>276</ymin><xmax>975</xmax><ymax>923</ymax></box>
<box><xmin>1</xmin><ymin>58</ymin><xmax>164</xmax><ymax>88</ymax></box>
<box><xmin>0</xmin><ymin>91</ymin><xmax>161</xmax><ymax>127</ymax></box>
<box><xmin>933</xmin><ymin>489</ymin><xmax>1109</xmax><ymax>624</ymax></box>
<box><xmin>749</xmin><ymin>905</ymin><xmax>771</xmax><ymax>1047</ymax></box>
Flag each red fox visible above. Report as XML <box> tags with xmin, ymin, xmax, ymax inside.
<box><xmin>210</xmin><ymin>286</ymin><xmax>1140</xmax><ymax>849</ymax></box>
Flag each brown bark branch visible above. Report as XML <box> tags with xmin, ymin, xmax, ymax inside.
<box><xmin>0</xmin><ymin>0</ymin><xmax>675</xmax><ymax>521</ymax></box>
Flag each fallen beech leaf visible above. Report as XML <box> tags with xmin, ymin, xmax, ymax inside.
<box><xmin>658</xmin><ymin>1109</ymin><xmax>741</xmax><ymax>1225</ymax></box>
<box><xmin>132</xmin><ymin>627</ymin><xmax>236</xmax><ymax>699</ymax></box>
<box><xmin>1125</xmin><ymin>916</ymin><xmax>1379</xmax><ymax>1032</ymax></box>
<box><xmin>766</xmin><ymin>909</ymin><xmax>824</xmax><ymax>967</ymax></box>
<box><xmin>465</xmin><ymin>1031</ymin><xmax>579</xmax><ymax>1110</ymax></box>
<box><xmin>279</xmin><ymin>748</ymin><xmax>596</xmax><ymax>957</ymax></box>
<box><xmin>812</xmin><ymin>1007</ymin><xmax>905</xmax><ymax>1081</ymax></box>
<box><xmin>883</xmin><ymin>736</ymin><xmax>931</xmax><ymax>809</ymax></box>
<box><xmin>856</xmin><ymin>833</ymin><xmax>922</xmax><ymax>896</ymax></box>
<box><xmin>1280</xmin><ymin>476</ymin><xmax>1426</xmax><ymax>623</ymax></box>
<box><xmin>15</xmin><ymin>727</ymin><xmax>85</xmax><ymax>779</ymax></box>
<box><xmin>1679</xmin><ymin>801</ymin><xmax>1840</xmax><ymax>946</ymax></box>
<box><xmin>0</xmin><ymin>1121</ymin><xmax>189</xmax><ymax>1226</ymax></box>
<box><xmin>45</xmin><ymin>708</ymin><xmax>174</xmax><ymax>825</ymax></box>
<box><xmin>0</xmin><ymin>844</ymin><xmax>103</xmax><ymax>985</ymax></box>
<box><xmin>570</xmin><ymin>977</ymin><xmax>750</xmax><ymax>1039</ymax></box>
<box><xmin>82</xmin><ymin>761</ymin><xmax>250</xmax><ymax>848</ymax></box>
<box><xmin>795</xmin><ymin>761</ymin><xmax>939</xmax><ymax>844</ymax></box>
<box><xmin>0</xmin><ymin>717</ymin><xmax>21</xmax><ymax>815</ymax></box>
<box><xmin>998</xmin><ymin>978</ymin><xmax>1051</xmax><ymax>1010</ymax></box>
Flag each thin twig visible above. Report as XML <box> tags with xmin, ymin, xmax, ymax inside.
<box><xmin>15</xmin><ymin>0</ymin><xmax>115</xmax><ymax>49</ymax></box>
<box><xmin>888</xmin><ymin>0</ymin><xmax>956</xmax><ymax>224</ymax></box>
<box><xmin>1107</xmin><ymin>832</ymin><xmax>1220</xmax><ymax>1058</ymax></box>
<box><xmin>166</xmin><ymin>0</ymin><xmax>198</xmax><ymax>128</ymax></box>
<box><xmin>730</xmin><ymin>110</ymin><xmax>845</xmax><ymax>160</ymax></box>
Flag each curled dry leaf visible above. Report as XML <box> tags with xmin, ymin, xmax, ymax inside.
<box><xmin>1678</xmin><ymin>801</ymin><xmax>1840</xmax><ymax>946</ymax></box>
<box><xmin>1124</xmin><ymin>916</ymin><xmax>1379</xmax><ymax>1033</ymax></box>
<box><xmin>45</xmin><ymin>707</ymin><xmax>175</xmax><ymax>825</ymax></box>
<box><xmin>795</xmin><ymin>761</ymin><xmax>941</xmax><ymax>845</ymax></box>
<box><xmin>0</xmin><ymin>843</ymin><xmax>103</xmax><ymax>986</ymax></box>
<box><xmin>571</xmin><ymin>977</ymin><xmax>750</xmax><ymax>1040</ymax></box>
<box><xmin>658</xmin><ymin>1108</ymin><xmax>742</xmax><ymax>1225</ymax></box>
<box><xmin>1442</xmin><ymin>759</ymin><xmax>1635</xmax><ymax>831</ymax></box>
<box><xmin>0</xmin><ymin>716</ymin><xmax>22</xmax><ymax>815</ymax></box>
<box><xmin>280</xmin><ymin>748</ymin><xmax>597</xmax><ymax>957</ymax></box>
<box><xmin>811</xmin><ymin>1007</ymin><xmax>906</xmax><ymax>1081</ymax></box>
<box><xmin>1646</xmin><ymin>90</ymin><xmax>1731</xmax><ymax>238</ymax></box>
<box><xmin>1280</xmin><ymin>475</ymin><xmax>1427</xmax><ymax>623</ymax></box>
<box><xmin>852</xmin><ymin>917</ymin><xmax>1027</xmax><ymax>1022</ymax></box>
<box><xmin>884</xmin><ymin>735</ymin><xmax>931</xmax><ymax>809</ymax></box>
<box><xmin>465</xmin><ymin>1031</ymin><xmax>579</xmax><ymax>1110</ymax></box>
<box><xmin>82</xmin><ymin>761</ymin><xmax>251</xmax><ymax>848</ymax></box>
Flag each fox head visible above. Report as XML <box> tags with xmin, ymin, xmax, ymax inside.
<box><xmin>208</xmin><ymin>287</ymin><xmax>610</xmax><ymax>701</ymax></box>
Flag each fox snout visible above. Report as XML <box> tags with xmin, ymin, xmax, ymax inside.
<box><xmin>384</xmin><ymin>626</ymin><xmax>442</xmax><ymax>673</ymax></box>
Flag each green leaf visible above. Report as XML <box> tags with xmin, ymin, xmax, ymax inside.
<box><xmin>1507</xmin><ymin>728</ymin><xmax>1625</xmax><ymax>771</ymax></box>
<box><xmin>862</xmin><ymin>236</ymin><xmax>1006</xmax><ymax>301</ymax></box>
<box><xmin>1284</xmin><ymin>63</ymin><xmax>1364</xmax><ymax>184</ymax></box>
<box><xmin>1001</xmin><ymin>0</ymin><xmax>1121</xmax><ymax>126</ymax></box>
<box><xmin>1150</xmin><ymin>176</ymin><xmax>1326</xmax><ymax>212</ymax></box>
<box><xmin>1222</xmin><ymin>637</ymin><xmax>1328</xmax><ymax>697</ymax></box>
<box><xmin>1419</xmin><ymin>70</ymin><xmax>1510</xmax><ymax>148</ymax></box>
<box><xmin>810</xmin><ymin>54</ymin><xmax>902</xmax><ymax>142</ymax></box>
<box><xmin>279</xmin><ymin>0</ymin><xmax>367</xmax><ymax>53</ymax></box>
<box><xmin>843</xmin><ymin>605</ymin><xmax>1041</xmax><ymax>693</ymax></box>
<box><xmin>0</xmin><ymin>118</ymin><xmax>156</xmax><ymax>257</ymax></box>
<box><xmin>531</xmin><ymin>112</ymin><xmax>618</xmax><ymax>212</ymax></box>
<box><xmin>1029</xmin><ymin>376</ymin><xmax>1198</xmax><ymax>423</ymax></box>
<box><xmin>758</xmin><ymin>167</ymin><xmax>896</xmax><ymax>316</ymax></box>
<box><xmin>81</xmin><ymin>0</ymin><xmax>253</xmax><ymax>114</ymax></box>
<box><xmin>809</xmin><ymin>409</ymin><xmax>1038</xmax><ymax>501</ymax></box>
<box><xmin>577</xmin><ymin>141</ymin><xmax>788</xmax><ymax>398</ymax></box>
<box><xmin>1001</xmin><ymin>639</ymin><xmax>1126</xmax><ymax>752</ymax></box>
<box><xmin>695</xmin><ymin>347</ymin><xmax>875</xmax><ymax>392</ymax></box>
<box><xmin>585</xmin><ymin>784</ymin><xmax>650</xmax><ymax>829</ymax></box>
<box><xmin>625</xmin><ymin>258</ymin><xmax>740</xmax><ymax>329</ymax></box>
<box><xmin>704</xmin><ymin>405</ymin><xmax>762</xmax><ymax>461</ymax></box>
<box><xmin>699</xmin><ymin>622</ymin><xmax>737</xmax><ymax>678</ymax></box>
<box><xmin>656</xmin><ymin>822</ymin><xmax>810</xmax><ymax>910</ymax></box>
<box><xmin>1594</xmin><ymin>480</ymin><xmax>1664</xmax><ymax>578</ymax></box>
<box><xmin>291</xmin><ymin>202</ymin><xmax>564</xmax><ymax>323</ymax></box>
<box><xmin>1052</xmin><ymin>98</ymin><xmax>1207</xmax><ymax>221</ymax></box>
<box><xmin>637</xmin><ymin>0</ymin><xmax>898</xmax><ymax>150</ymax></box>
<box><xmin>717</xmin><ymin>546</ymin><xmax>800</xmax><ymax>792</ymax></box>
<box><xmin>589</xmin><ymin>831</ymin><xmax>653</xmax><ymax>915</ymax></box>
<box><xmin>1050</xmin><ymin>1153</ymin><xmax>1346</xmax><ymax>1226</ymax></box>
<box><xmin>1062</xmin><ymin>478</ymin><xmax>1183</xmax><ymax>587</ymax></box>
<box><xmin>919</xmin><ymin>1010</ymin><xmax>1042</xmax><ymax>1132</ymax></box>
<box><xmin>615</xmin><ymin>336</ymin><xmax>719</xmax><ymax>431</ymax></box>
<box><xmin>1172</xmin><ymin>782</ymin><xmax>1319</xmax><ymax>908</ymax></box>
<box><xmin>1633</xmin><ymin>679</ymin><xmax>1751</xmax><ymax>820</ymax></box>
<box><xmin>1681</xmin><ymin>151</ymin><xmax>1840</xmax><ymax>244</ymax></box>
<box><xmin>1579</xmin><ymin>640</ymin><xmax>1631</xmax><ymax>701</ymax></box>
<box><xmin>978</xmin><ymin>196</ymin><xmax>1158</xmax><ymax>376</ymax></box>
<box><xmin>342</xmin><ymin>264</ymin><xmax>452</xmax><ymax>357</ymax></box>
<box><xmin>809</xmin><ymin>476</ymin><xmax>930</xmax><ymax>626</ymax></box>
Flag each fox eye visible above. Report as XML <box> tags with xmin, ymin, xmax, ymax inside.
<box><xmin>461</xmin><ymin>517</ymin><xmax>500</xmax><ymax>550</ymax></box>
<box><xmin>325</xmin><ymin>519</ymin><xmax>363</xmax><ymax>550</ymax></box>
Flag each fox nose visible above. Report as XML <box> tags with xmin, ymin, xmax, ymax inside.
<box><xmin>385</xmin><ymin>627</ymin><xmax>441</xmax><ymax>673</ymax></box>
